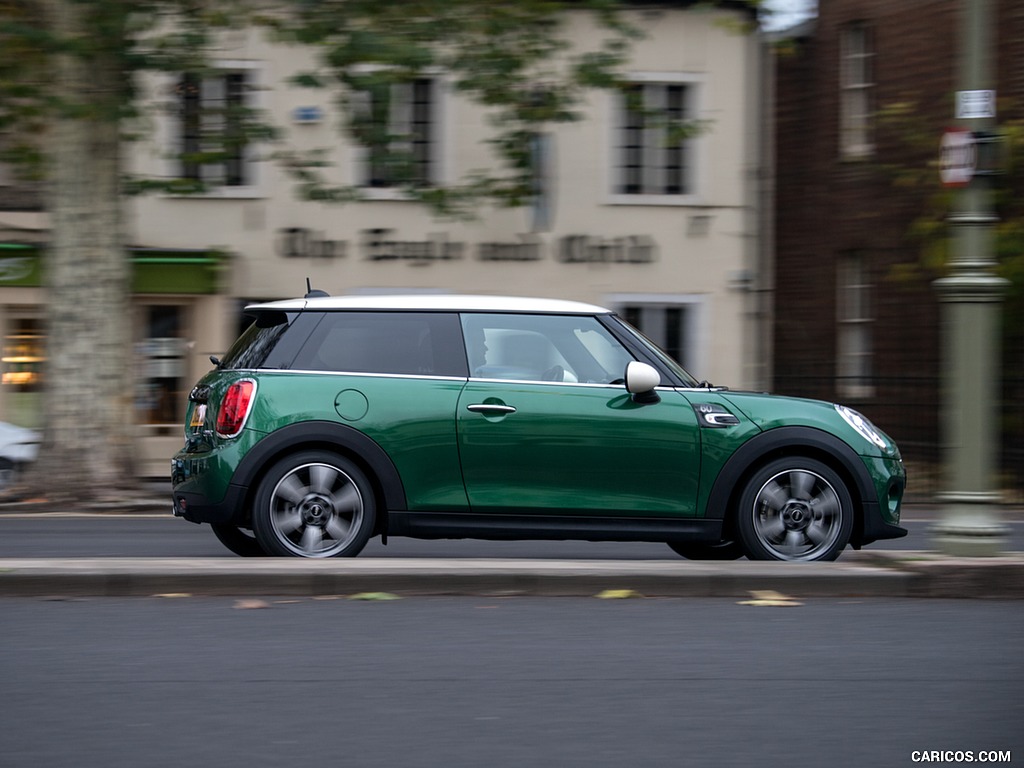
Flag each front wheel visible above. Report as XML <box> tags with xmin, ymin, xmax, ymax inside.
<box><xmin>252</xmin><ymin>451</ymin><xmax>376</xmax><ymax>558</ymax></box>
<box><xmin>736</xmin><ymin>457</ymin><xmax>853</xmax><ymax>562</ymax></box>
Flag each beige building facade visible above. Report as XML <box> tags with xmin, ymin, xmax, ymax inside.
<box><xmin>1</xmin><ymin>5</ymin><xmax>769</xmax><ymax>476</ymax></box>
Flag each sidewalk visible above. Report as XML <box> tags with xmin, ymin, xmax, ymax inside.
<box><xmin>1</xmin><ymin>501</ymin><xmax>1021</xmax><ymax>599</ymax></box>
<box><xmin>1</xmin><ymin>550</ymin><xmax>1022</xmax><ymax>599</ymax></box>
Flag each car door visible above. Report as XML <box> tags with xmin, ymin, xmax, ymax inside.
<box><xmin>456</xmin><ymin>312</ymin><xmax>701</xmax><ymax>517</ymax></box>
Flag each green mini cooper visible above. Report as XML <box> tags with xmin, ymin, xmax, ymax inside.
<box><xmin>171</xmin><ymin>293</ymin><xmax>906</xmax><ymax>560</ymax></box>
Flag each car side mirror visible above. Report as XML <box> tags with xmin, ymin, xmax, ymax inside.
<box><xmin>624</xmin><ymin>361</ymin><xmax>661</xmax><ymax>404</ymax></box>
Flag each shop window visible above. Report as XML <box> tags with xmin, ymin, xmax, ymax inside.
<box><xmin>137</xmin><ymin>306</ymin><xmax>188</xmax><ymax>426</ymax></box>
<box><xmin>1</xmin><ymin>316</ymin><xmax>44</xmax><ymax>428</ymax></box>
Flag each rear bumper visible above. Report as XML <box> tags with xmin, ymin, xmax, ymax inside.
<box><xmin>171</xmin><ymin>484</ymin><xmax>247</xmax><ymax>525</ymax></box>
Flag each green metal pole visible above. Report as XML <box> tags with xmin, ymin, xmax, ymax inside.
<box><xmin>931</xmin><ymin>0</ymin><xmax>1008</xmax><ymax>556</ymax></box>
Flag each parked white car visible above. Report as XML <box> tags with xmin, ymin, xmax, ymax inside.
<box><xmin>0</xmin><ymin>422</ymin><xmax>40</xmax><ymax>492</ymax></box>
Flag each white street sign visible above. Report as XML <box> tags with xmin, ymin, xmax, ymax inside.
<box><xmin>956</xmin><ymin>90</ymin><xmax>996</xmax><ymax>120</ymax></box>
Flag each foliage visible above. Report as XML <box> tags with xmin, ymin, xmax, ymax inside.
<box><xmin>876</xmin><ymin>97</ymin><xmax>1024</xmax><ymax>469</ymax></box>
<box><xmin>1</xmin><ymin>1</ymin><xmax>756</xmax><ymax>215</ymax></box>
<box><xmin>257</xmin><ymin>0</ymin><xmax>641</xmax><ymax>216</ymax></box>
<box><xmin>875</xmin><ymin>100</ymin><xmax>1024</xmax><ymax>290</ymax></box>
<box><xmin>0</xmin><ymin>0</ymin><xmax>758</xmax><ymax>501</ymax></box>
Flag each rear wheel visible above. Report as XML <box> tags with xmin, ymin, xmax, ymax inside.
<box><xmin>736</xmin><ymin>457</ymin><xmax>853</xmax><ymax>562</ymax></box>
<box><xmin>211</xmin><ymin>524</ymin><xmax>267</xmax><ymax>557</ymax></box>
<box><xmin>252</xmin><ymin>451</ymin><xmax>376</xmax><ymax>558</ymax></box>
<box><xmin>667</xmin><ymin>540</ymin><xmax>745</xmax><ymax>560</ymax></box>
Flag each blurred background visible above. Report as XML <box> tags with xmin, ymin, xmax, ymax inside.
<box><xmin>0</xmin><ymin>0</ymin><xmax>1020</xmax><ymax>499</ymax></box>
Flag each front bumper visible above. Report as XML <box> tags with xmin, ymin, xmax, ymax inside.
<box><xmin>860</xmin><ymin>507</ymin><xmax>908</xmax><ymax>545</ymax></box>
<box><xmin>857</xmin><ymin>455</ymin><xmax>908</xmax><ymax>546</ymax></box>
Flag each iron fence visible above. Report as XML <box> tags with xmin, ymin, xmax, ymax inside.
<box><xmin>773</xmin><ymin>375</ymin><xmax>1023</xmax><ymax>504</ymax></box>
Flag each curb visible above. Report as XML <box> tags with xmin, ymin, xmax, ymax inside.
<box><xmin>1</xmin><ymin>554</ymin><xmax>1022</xmax><ymax>599</ymax></box>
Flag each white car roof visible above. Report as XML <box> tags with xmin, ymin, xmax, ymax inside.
<box><xmin>246</xmin><ymin>294</ymin><xmax>613</xmax><ymax>315</ymax></box>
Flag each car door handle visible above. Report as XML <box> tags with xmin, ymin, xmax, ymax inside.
<box><xmin>466</xmin><ymin>404</ymin><xmax>517</xmax><ymax>415</ymax></box>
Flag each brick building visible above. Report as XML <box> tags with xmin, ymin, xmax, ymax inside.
<box><xmin>773</xmin><ymin>0</ymin><xmax>1024</xmax><ymax>490</ymax></box>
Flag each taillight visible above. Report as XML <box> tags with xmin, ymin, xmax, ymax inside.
<box><xmin>216</xmin><ymin>379</ymin><xmax>256</xmax><ymax>438</ymax></box>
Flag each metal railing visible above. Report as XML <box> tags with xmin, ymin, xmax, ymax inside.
<box><xmin>773</xmin><ymin>374</ymin><xmax>1024</xmax><ymax>504</ymax></box>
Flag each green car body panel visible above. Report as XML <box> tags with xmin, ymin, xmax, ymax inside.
<box><xmin>253</xmin><ymin>373</ymin><xmax>469</xmax><ymax>511</ymax></box>
<box><xmin>170</xmin><ymin>294</ymin><xmax>907</xmax><ymax>560</ymax></box>
<box><xmin>457</xmin><ymin>381</ymin><xmax>700</xmax><ymax>516</ymax></box>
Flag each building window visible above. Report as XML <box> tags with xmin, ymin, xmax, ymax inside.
<box><xmin>615</xmin><ymin>83</ymin><xmax>693</xmax><ymax>197</ymax></box>
<box><xmin>357</xmin><ymin>78</ymin><xmax>437</xmax><ymax>189</ymax></box>
<box><xmin>622</xmin><ymin>303</ymin><xmax>693</xmax><ymax>371</ymax></box>
<box><xmin>840</xmin><ymin>22</ymin><xmax>874</xmax><ymax>159</ymax></box>
<box><xmin>136</xmin><ymin>306</ymin><xmax>188</xmax><ymax>426</ymax></box>
<box><xmin>1</xmin><ymin>315</ymin><xmax>44</xmax><ymax>429</ymax></box>
<box><xmin>836</xmin><ymin>253</ymin><xmax>873</xmax><ymax>398</ymax></box>
<box><xmin>176</xmin><ymin>70</ymin><xmax>251</xmax><ymax>186</ymax></box>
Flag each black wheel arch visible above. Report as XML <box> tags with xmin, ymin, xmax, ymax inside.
<box><xmin>227</xmin><ymin>421</ymin><xmax>407</xmax><ymax>535</ymax></box>
<box><xmin>705</xmin><ymin>426</ymin><xmax>879</xmax><ymax>549</ymax></box>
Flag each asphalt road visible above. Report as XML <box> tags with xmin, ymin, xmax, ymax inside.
<box><xmin>1</xmin><ymin>596</ymin><xmax>1020</xmax><ymax>768</ymax></box>
<box><xmin>0</xmin><ymin>510</ymin><xmax>1022</xmax><ymax>559</ymax></box>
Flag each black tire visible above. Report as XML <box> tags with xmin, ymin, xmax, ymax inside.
<box><xmin>211</xmin><ymin>523</ymin><xmax>268</xmax><ymax>557</ymax></box>
<box><xmin>252</xmin><ymin>450</ymin><xmax>376</xmax><ymax>558</ymax></box>
<box><xmin>667</xmin><ymin>540</ymin><xmax>745</xmax><ymax>560</ymax></box>
<box><xmin>736</xmin><ymin>457</ymin><xmax>853</xmax><ymax>562</ymax></box>
<box><xmin>0</xmin><ymin>458</ymin><xmax>15</xmax><ymax>494</ymax></box>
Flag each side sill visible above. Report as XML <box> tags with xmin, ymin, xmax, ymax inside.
<box><xmin>387</xmin><ymin>511</ymin><xmax>723</xmax><ymax>543</ymax></box>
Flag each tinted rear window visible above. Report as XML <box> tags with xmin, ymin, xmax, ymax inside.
<box><xmin>290</xmin><ymin>312</ymin><xmax>467</xmax><ymax>377</ymax></box>
<box><xmin>220</xmin><ymin>311</ymin><xmax>317</xmax><ymax>370</ymax></box>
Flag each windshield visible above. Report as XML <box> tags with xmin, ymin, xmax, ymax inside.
<box><xmin>610</xmin><ymin>315</ymin><xmax>701</xmax><ymax>387</ymax></box>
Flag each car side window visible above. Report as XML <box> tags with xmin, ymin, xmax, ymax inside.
<box><xmin>462</xmin><ymin>313</ymin><xmax>634</xmax><ymax>384</ymax></box>
<box><xmin>291</xmin><ymin>312</ymin><xmax>467</xmax><ymax>377</ymax></box>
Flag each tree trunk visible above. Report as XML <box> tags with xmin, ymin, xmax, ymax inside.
<box><xmin>25</xmin><ymin>0</ymin><xmax>135</xmax><ymax>505</ymax></box>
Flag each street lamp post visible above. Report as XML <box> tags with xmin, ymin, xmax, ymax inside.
<box><xmin>931</xmin><ymin>0</ymin><xmax>1009</xmax><ymax>556</ymax></box>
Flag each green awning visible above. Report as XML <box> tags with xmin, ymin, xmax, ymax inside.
<box><xmin>130</xmin><ymin>248</ymin><xmax>226</xmax><ymax>294</ymax></box>
<box><xmin>0</xmin><ymin>245</ymin><xmax>227</xmax><ymax>294</ymax></box>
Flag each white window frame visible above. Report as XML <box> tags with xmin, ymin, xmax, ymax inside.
<box><xmin>840</xmin><ymin>23</ymin><xmax>874</xmax><ymax>160</ymax></box>
<box><xmin>161</xmin><ymin>60</ymin><xmax>265</xmax><ymax>199</ymax></box>
<box><xmin>348</xmin><ymin>73</ymin><xmax>451</xmax><ymax>200</ymax></box>
<box><xmin>607</xmin><ymin>73</ymin><xmax>704</xmax><ymax>207</ymax></box>
<box><xmin>836</xmin><ymin>252</ymin><xmax>874</xmax><ymax>399</ymax></box>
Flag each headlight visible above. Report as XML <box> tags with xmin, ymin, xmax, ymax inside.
<box><xmin>834</xmin><ymin>404</ymin><xmax>889</xmax><ymax>451</ymax></box>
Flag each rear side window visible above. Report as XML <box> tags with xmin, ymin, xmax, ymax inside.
<box><xmin>220</xmin><ymin>311</ymin><xmax>315</xmax><ymax>370</ymax></box>
<box><xmin>290</xmin><ymin>312</ymin><xmax>468</xmax><ymax>377</ymax></box>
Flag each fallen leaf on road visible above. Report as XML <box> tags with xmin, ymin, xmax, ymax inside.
<box><xmin>738</xmin><ymin>590</ymin><xmax>803</xmax><ymax>607</ymax></box>
<box><xmin>348</xmin><ymin>592</ymin><xmax>402</xmax><ymax>601</ymax></box>
<box><xmin>595</xmin><ymin>589</ymin><xmax>644</xmax><ymax>599</ymax></box>
<box><xmin>233</xmin><ymin>599</ymin><xmax>272</xmax><ymax>610</ymax></box>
